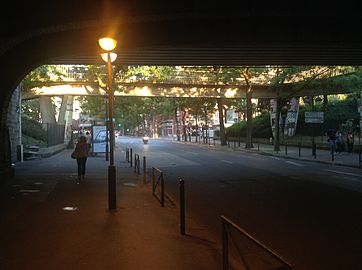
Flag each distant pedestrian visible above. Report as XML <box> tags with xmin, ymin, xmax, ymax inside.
<box><xmin>327</xmin><ymin>128</ymin><xmax>336</xmax><ymax>154</ymax></box>
<box><xmin>336</xmin><ymin>131</ymin><xmax>344</xmax><ymax>154</ymax></box>
<box><xmin>346</xmin><ymin>131</ymin><xmax>354</xmax><ymax>153</ymax></box>
<box><xmin>71</xmin><ymin>136</ymin><xmax>89</xmax><ymax>183</ymax></box>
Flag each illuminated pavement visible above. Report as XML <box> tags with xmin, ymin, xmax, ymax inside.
<box><xmin>0</xmin><ymin>149</ymin><xmax>220</xmax><ymax>270</ymax></box>
<box><xmin>2</xmin><ymin>136</ymin><xmax>362</xmax><ymax>269</ymax></box>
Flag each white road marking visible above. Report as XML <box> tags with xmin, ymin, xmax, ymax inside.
<box><xmin>221</xmin><ymin>160</ymin><xmax>233</xmax><ymax>164</ymax></box>
<box><xmin>19</xmin><ymin>189</ymin><xmax>40</xmax><ymax>193</ymax></box>
<box><xmin>285</xmin><ymin>161</ymin><xmax>304</xmax><ymax>167</ymax></box>
<box><xmin>187</xmin><ymin>151</ymin><xmax>199</xmax><ymax>155</ymax></box>
<box><xmin>323</xmin><ymin>169</ymin><xmax>362</xmax><ymax>178</ymax></box>
<box><xmin>270</xmin><ymin>156</ymin><xmax>281</xmax><ymax>160</ymax></box>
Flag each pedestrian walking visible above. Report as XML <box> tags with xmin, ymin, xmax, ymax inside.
<box><xmin>71</xmin><ymin>136</ymin><xmax>89</xmax><ymax>183</ymax></box>
<box><xmin>336</xmin><ymin>130</ymin><xmax>344</xmax><ymax>154</ymax></box>
<box><xmin>346</xmin><ymin>131</ymin><xmax>354</xmax><ymax>153</ymax></box>
<box><xmin>327</xmin><ymin>128</ymin><xmax>336</xmax><ymax>154</ymax></box>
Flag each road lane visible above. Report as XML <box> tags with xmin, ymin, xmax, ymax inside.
<box><xmin>117</xmin><ymin>137</ymin><xmax>362</xmax><ymax>269</ymax></box>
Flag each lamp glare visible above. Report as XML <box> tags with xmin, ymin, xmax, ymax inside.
<box><xmin>101</xmin><ymin>52</ymin><xmax>118</xmax><ymax>63</ymax></box>
<box><xmin>98</xmin><ymin>37</ymin><xmax>117</xmax><ymax>51</ymax></box>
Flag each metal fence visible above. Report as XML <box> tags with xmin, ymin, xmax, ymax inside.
<box><xmin>152</xmin><ymin>167</ymin><xmax>164</xmax><ymax>207</ymax></box>
<box><xmin>221</xmin><ymin>215</ymin><xmax>293</xmax><ymax>270</ymax></box>
<box><xmin>45</xmin><ymin>123</ymin><xmax>65</xmax><ymax>147</ymax></box>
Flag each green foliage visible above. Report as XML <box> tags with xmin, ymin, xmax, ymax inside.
<box><xmin>22</xmin><ymin>65</ymin><xmax>69</xmax><ymax>91</ymax></box>
<box><xmin>297</xmin><ymin>94</ymin><xmax>360</xmax><ymax>135</ymax></box>
<box><xmin>21</xmin><ymin>117</ymin><xmax>47</xmax><ymax>142</ymax></box>
<box><xmin>226</xmin><ymin>94</ymin><xmax>360</xmax><ymax>138</ymax></box>
<box><xmin>226</xmin><ymin>111</ymin><xmax>272</xmax><ymax>138</ymax></box>
<box><xmin>122</xmin><ymin>66</ymin><xmax>175</xmax><ymax>81</ymax></box>
<box><xmin>21</xmin><ymin>99</ymin><xmax>40</xmax><ymax>121</ymax></box>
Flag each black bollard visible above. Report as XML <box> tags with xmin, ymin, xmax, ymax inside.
<box><xmin>285</xmin><ymin>142</ymin><xmax>288</xmax><ymax>155</ymax></box>
<box><xmin>312</xmin><ymin>142</ymin><xmax>316</xmax><ymax>159</ymax></box>
<box><xmin>222</xmin><ymin>220</ymin><xmax>229</xmax><ymax>270</ymax></box>
<box><xmin>137</xmin><ymin>156</ymin><xmax>140</xmax><ymax>175</ymax></box>
<box><xmin>298</xmin><ymin>143</ymin><xmax>301</xmax><ymax>157</ymax></box>
<box><xmin>143</xmin><ymin>156</ymin><xmax>147</xmax><ymax>183</ymax></box>
<box><xmin>130</xmin><ymin>148</ymin><xmax>133</xmax><ymax>167</ymax></box>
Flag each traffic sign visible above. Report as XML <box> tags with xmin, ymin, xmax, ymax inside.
<box><xmin>305</xmin><ymin>112</ymin><xmax>324</xmax><ymax>123</ymax></box>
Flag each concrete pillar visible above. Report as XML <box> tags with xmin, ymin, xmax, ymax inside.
<box><xmin>39</xmin><ymin>96</ymin><xmax>56</xmax><ymax>126</ymax></box>
<box><xmin>57</xmin><ymin>95</ymin><xmax>67</xmax><ymax>125</ymax></box>
<box><xmin>64</xmin><ymin>96</ymin><xmax>74</xmax><ymax>143</ymax></box>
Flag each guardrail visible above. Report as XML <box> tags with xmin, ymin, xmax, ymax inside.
<box><xmin>152</xmin><ymin>167</ymin><xmax>164</xmax><ymax>207</ymax></box>
<box><xmin>221</xmin><ymin>215</ymin><xmax>293</xmax><ymax>270</ymax></box>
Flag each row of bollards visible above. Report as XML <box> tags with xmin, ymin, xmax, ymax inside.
<box><xmin>125</xmin><ymin>147</ymin><xmax>147</xmax><ymax>183</ymax></box>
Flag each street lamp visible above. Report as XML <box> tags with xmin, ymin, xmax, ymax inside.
<box><xmin>99</xmin><ymin>37</ymin><xmax>117</xmax><ymax>210</ymax></box>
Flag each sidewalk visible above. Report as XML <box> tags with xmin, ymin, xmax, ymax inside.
<box><xmin>0</xmin><ymin>150</ymin><xmax>220</xmax><ymax>270</ymax></box>
<box><xmin>237</xmin><ymin>141</ymin><xmax>361</xmax><ymax>168</ymax></box>
<box><xmin>165</xmin><ymin>136</ymin><xmax>362</xmax><ymax>169</ymax></box>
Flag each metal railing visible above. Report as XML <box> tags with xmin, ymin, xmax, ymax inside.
<box><xmin>221</xmin><ymin>215</ymin><xmax>293</xmax><ymax>270</ymax></box>
<box><xmin>152</xmin><ymin>167</ymin><xmax>164</xmax><ymax>207</ymax></box>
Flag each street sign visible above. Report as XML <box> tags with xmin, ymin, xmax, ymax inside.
<box><xmin>305</xmin><ymin>112</ymin><xmax>324</xmax><ymax>123</ymax></box>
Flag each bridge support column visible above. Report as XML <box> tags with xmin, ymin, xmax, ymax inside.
<box><xmin>39</xmin><ymin>96</ymin><xmax>56</xmax><ymax>128</ymax></box>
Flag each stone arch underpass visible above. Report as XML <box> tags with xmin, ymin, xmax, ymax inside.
<box><xmin>2</xmin><ymin>2</ymin><xmax>362</xmax><ymax>180</ymax></box>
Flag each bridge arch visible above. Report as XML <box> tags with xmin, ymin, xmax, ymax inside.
<box><xmin>2</xmin><ymin>2</ymin><xmax>362</xmax><ymax>178</ymax></box>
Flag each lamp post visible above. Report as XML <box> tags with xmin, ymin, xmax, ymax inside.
<box><xmin>99</xmin><ymin>37</ymin><xmax>117</xmax><ymax>210</ymax></box>
<box><xmin>105</xmin><ymin>99</ymin><xmax>109</xmax><ymax>161</ymax></box>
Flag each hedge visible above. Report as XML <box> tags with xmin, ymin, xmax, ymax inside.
<box><xmin>22</xmin><ymin>117</ymin><xmax>47</xmax><ymax>142</ymax></box>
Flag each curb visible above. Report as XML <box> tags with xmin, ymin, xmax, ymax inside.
<box><xmin>169</xmin><ymin>139</ymin><xmax>361</xmax><ymax>169</ymax></box>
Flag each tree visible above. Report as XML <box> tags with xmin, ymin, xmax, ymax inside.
<box><xmin>268</xmin><ymin>66</ymin><xmax>337</xmax><ymax>151</ymax></box>
<box><xmin>240</xmin><ymin>68</ymin><xmax>254</xmax><ymax>148</ymax></box>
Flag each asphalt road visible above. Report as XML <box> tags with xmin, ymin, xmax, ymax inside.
<box><xmin>117</xmin><ymin>136</ymin><xmax>362</xmax><ymax>270</ymax></box>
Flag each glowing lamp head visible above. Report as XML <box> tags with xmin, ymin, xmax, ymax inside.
<box><xmin>98</xmin><ymin>37</ymin><xmax>117</xmax><ymax>51</ymax></box>
<box><xmin>101</xmin><ymin>52</ymin><xmax>118</xmax><ymax>63</ymax></box>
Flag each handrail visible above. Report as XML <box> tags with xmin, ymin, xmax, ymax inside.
<box><xmin>152</xmin><ymin>167</ymin><xmax>164</xmax><ymax>207</ymax></box>
<box><xmin>221</xmin><ymin>215</ymin><xmax>293</xmax><ymax>270</ymax></box>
